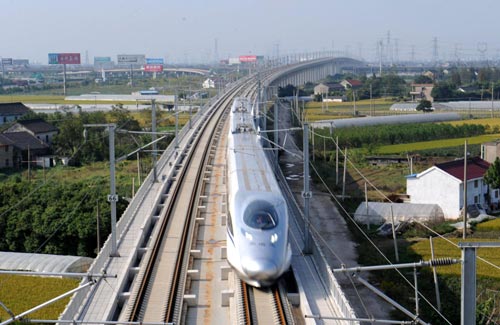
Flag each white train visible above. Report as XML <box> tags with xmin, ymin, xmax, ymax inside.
<box><xmin>226</xmin><ymin>97</ymin><xmax>292</xmax><ymax>287</ymax></box>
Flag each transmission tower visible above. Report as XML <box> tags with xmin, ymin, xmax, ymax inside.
<box><xmin>394</xmin><ymin>38</ymin><xmax>399</xmax><ymax>64</ymax></box>
<box><xmin>214</xmin><ymin>38</ymin><xmax>219</xmax><ymax>64</ymax></box>
<box><xmin>386</xmin><ymin>30</ymin><xmax>392</xmax><ymax>65</ymax></box>
<box><xmin>477</xmin><ymin>42</ymin><xmax>488</xmax><ymax>64</ymax></box>
<box><xmin>432</xmin><ymin>37</ymin><xmax>439</xmax><ymax>65</ymax></box>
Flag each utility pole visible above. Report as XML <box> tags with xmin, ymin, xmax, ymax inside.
<box><xmin>84</xmin><ymin>124</ymin><xmax>119</xmax><ymax>257</ymax></box>
<box><xmin>463</xmin><ymin>140</ymin><xmax>468</xmax><ymax>240</ymax></box>
<box><xmin>370</xmin><ymin>84</ymin><xmax>373</xmax><ymax>116</ymax></box>
<box><xmin>491</xmin><ymin>82</ymin><xmax>494</xmax><ymax>118</ymax></box>
<box><xmin>342</xmin><ymin>148</ymin><xmax>347</xmax><ymax>200</ymax></box>
<box><xmin>458</xmin><ymin>242</ymin><xmax>500</xmax><ymax>325</ymax></box>
<box><xmin>62</xmin><ymin>64</ymin><xmax>67</xmax><ymax>96</ymax></box>
<box><xmin>175</xmin><ymin>92</ymin><xmax>179</xmax><ymax>148</ymax></box>
<box><xmin>151</xmin><ymin>99</ymin><xmax>157</xmax><ymax>182</ymax></box>
<box><xmin>353</xmin><ymin>89</ymin><xmax>357</xmax><ymax>116</ymax></box>
<box><xmin>96</xmin><ymin>199</ymin><xmax>100</xmax><ymax>253</ymax></box>
<box><xmin>129</xmin><ymin>64</ymin><xmax>134</xmax><ymax>87</ymax></box>
<box><xmin>274</xmin><ymin>99</ymin><xmax>279</xmax><ymax>167</ymax></box>
<box><xmin>335</xmin><ymin>136</ymin><xmax>339</xmax><ymax>185</ymax></box>
<box><xmin>302</xmin><ymin>123</ymin><xmax>312</xmax><ymax>254</ymax></box>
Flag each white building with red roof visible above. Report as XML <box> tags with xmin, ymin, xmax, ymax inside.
<box><xmin>340</xmin><ymin>79</ymin><xmax>363</xmax><ymax>90</ymax></box>
<box><xmin>406</xmin><ymin>157</ymin><xmax>498</xmax><ymax>219</ymax></box>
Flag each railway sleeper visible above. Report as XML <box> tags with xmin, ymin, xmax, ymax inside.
<box><xmin>219</xmin><ymin>246</ymin><xmax>227</xmax><ymax>259</ymax></box>
<box><xmin>220</xmin><ymin>265</ymin><xmax>231</xmax><ymax>280</ymax></box>
<box><xmin>183</xmin><ymin>294</ymin><xmax>197</xmax><ymax>307</ymax></box>
<box><xmin>190</xmin><ymin>249</ymin><xmax>201</xmax><ymax>258</ymax></box>
<box><xmin>221</xmin><ymin>289</ymin><xmax>234</xmax><ymax>307</ymax></box>
<box><xmin>187</xmin><ymin>269</ymin><xmax>199</xmax><ymax>280</ymax></box>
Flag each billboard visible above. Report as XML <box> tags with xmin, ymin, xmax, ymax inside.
<box><xmin>146</xmin><ymin>58</ymin><xmax>164</xmax><ymax>65</ymax></box>
<box><xmin>144</xmin><ymin>64</ymin><xmax>163</xmax><ymax>72</ymax></box>
<box><xmin>117</xmin><ymin>54</ymin><xmax>145</xmax><ymax>64</ymax></box>
<box><xmin>228</xmin><ymin>57</ymin><xmax>240</xmax><ymax>65</ymax></box>
<box><xmin>94</xmin><ymin>56</ymin><xmax>111</xmax><ymax>64</ymax></box>
<box><xmin>48</xmin><ymin>53</ymin><xmax>81</xmax><ymax>65</ymax></box>
<box><xmin>13</xmin><ymin>59</ymin><xmax>29</xmax><ymax>66</ymax></box>
<box><xmin>239</xmin><ymin>55</ymin><xmax>257</xmax><ymax>63</ymax></box>
<box><xmin>1</xmin><ymin>58</ymin><xmax>12</xmax><ymax>65</ymax></box>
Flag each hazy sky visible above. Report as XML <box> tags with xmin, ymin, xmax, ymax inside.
<box><xmin>2</xmin><ymin>0</ymin><xmax>500</xmax><ymax>64</ymax></box>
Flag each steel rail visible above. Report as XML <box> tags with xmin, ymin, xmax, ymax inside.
<box><xmin>127</xmin><ymin>81</ymin><xmax>251</xmax><ymax>323</ymax></box>
<box><xmin>166</xmin><ymin>88</ymin><xmax>244</xmax><ymax>323</ymax></box>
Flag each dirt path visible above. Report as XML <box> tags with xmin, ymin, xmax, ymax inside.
<box><xmin>277</xmin><ymin>101</ymin><xmax>394</xmax><ymax>321</ymax></box>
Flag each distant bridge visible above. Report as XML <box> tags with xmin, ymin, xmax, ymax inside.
<box><xmin>266</xmin><ymin>57</ymin><xmax>365</xmax><ymax>95</ymax></box>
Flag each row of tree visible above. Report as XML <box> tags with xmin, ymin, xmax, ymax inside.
<box><xmin>317</xmin><ymin>123</ymin><xmax>486</xmax><ymax>149</ymax></box>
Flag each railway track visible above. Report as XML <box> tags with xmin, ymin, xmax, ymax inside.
<box><xmin>121</xmin><ymin>80</ymin><xmax>259</xmax><ymax>324</ymax></box>
<box><xmin>113</xmin><ymin>69</ymin><xmax>299</xmax><ymax>324</ymax></box>
<box><xmin>238</xmin><ymin>279</ymin><xmax>294</xmax><ymax>325</ymax></box>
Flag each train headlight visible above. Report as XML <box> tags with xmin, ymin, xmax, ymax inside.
<box><xmin>271</xmin><ymin>233</ymin><xmax>278</xmax><ymax>244</ymax></box>
<box><xmin>245</xmin><ymin>232</ymin><xmax>253</xmax><ymax>241</ymax></box>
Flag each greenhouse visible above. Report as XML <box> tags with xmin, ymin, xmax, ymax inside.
<box><xmin>311</xmin><ymin>112</ymin><xmax>460</xmax><ymax>129</ymax></box>
<box><xmin>0</xmin><ymin>252</ymin><xmax>93</xmax><ymax>273</ymax></box>
<box><xmin>354</xmin><ymin>202</ymin><xmax>445</xmax><ymax>225</ymax></box>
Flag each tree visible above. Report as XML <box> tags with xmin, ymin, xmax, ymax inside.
<box><xmin>431</xmin><ymin>82</ymin><xmax>456</xmax><ymax>101</ymax></box>
<box><xmin>416</xmin><ymin>99</ymin><xmax>433</xmax><ymax>112</ymax></box>
<box><xmin>278</xmin><ymin>84</ymin><xmax>297</xmax><ymax>97</ymax></box>
<box><xmin>450</xmin><ymin>70</ymin><xmax>462</xmax><ymax>86</ymax></box>
<box><xmin>484</xmin><ymin>157</ymin><xmax>500</xmax><ymax>189</ymax></box>
<box><xmin>414</xmin><ymin>75</ymin><xmax>433</xmax><ymax>84</ymax></box>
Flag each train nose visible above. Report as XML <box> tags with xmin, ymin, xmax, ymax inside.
<box><xmin>242</xmin><ymin>258</ymin><xmax>278</xmax><ymax>280</ymax></box>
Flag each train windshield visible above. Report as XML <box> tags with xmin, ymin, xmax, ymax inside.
<box><xmin>246</xmin><ymin>210</ymin><xmax>277</xmax><ymax>230</ymax></box>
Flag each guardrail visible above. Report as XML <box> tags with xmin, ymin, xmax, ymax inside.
<box><xmin>268</xmin><ymin>136</ymin><xmax>358</xmax><ymax>323</ymax></box>
<box><xmin>59</xmin><ymin>81</ymin><xmax>243</xmax><ymax>321</ymax></box>
<box><xmin>59</xmin><ymin>78</ymin><xmax>250</xmax><ymax>322</ymax></box>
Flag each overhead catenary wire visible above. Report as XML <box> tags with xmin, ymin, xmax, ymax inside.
<box><xmin>273</xmin><ymin>100</ymin><xmax>453</xmax><ymax>324</ymax></box>
<box><xmin>305</xmin><ymin>121</ymin><xmax>500</xmax><ymax>322</ymax></box>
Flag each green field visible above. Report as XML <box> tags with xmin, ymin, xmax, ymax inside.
<box><xmin>376</xmin><ymin>133</ymin><xmax>500</xmax><ymax>154</ymax></box>
<box><xmin>304</xmin><ymin>98</ymin><xmax>396</xmax><ymax>121</ymax></box>
<box><xmin>0</xmin><ymin>275</ymin><xmax>79</xmax><ymax>321</ymax></box>
<box><xmin>0</xmin><ymin>95</ymin><xmax>66</xmax><ymax>104</ymax></box>
<box><xmin>476</xmin><ymin>218</ymin><xmax>500</xmax><ymax>231</ymax></box>
<box><xmin>410</xmin><ymin>238</ymin><xmax>500</xmax><ymax>279</ymax></box>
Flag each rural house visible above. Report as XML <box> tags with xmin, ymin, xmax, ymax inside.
<box><xmin>406</xmin><ymin>157</ymin><xmax>499</xmax><ymax>219</ymax></box>
<box><xmin>0</xmin><ymin>134</ymin><xmax>15</xmax><ymax>168</ymax></box>
<box><xmin>313</xmin><ymin>83</ymin><xmax>329</xmax><ymax>95</ymax></box>
<box><xmin>0</xmin><ymin>132</ymin><xmax>49</xmax><ymax>168</ymax></box>
<box><xmin>0</xmin><ymin>102</ymin><xmax>30</xmax><ymax>125</ymax></box>
<box><xmin>4</xmin><ymin>119</ymin><xmax>59</xmax><ymax>145</ymax></box>
<box><xmin>340</xmin><ymin>79</ymin><xmax>363</xmax><ymax>90</ymax></box>
<box><xmin>481</xmin><ymin>139</ymin><xmax>500</xmax><ymax>163</ymax></box>
<box><xmin>410</xmin><ymin>84</ymin><xmax>434</xmax><ymax>102</ymax></box>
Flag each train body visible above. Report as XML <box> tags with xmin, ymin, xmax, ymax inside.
<box><xmin>226</xmin><ymin>97</ymin><xmax>292</xmax><ymax>287</ymax></box>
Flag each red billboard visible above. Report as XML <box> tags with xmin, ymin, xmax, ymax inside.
<box><xmin>48</xmin><ymin>53</ymin><xmax>81</xmax><ymax>64</ymax></box>
<box><xmin>239</xmin><ymin>55</ymin><xmax>257</xmax><ymax>63</ymax></box>
<box><xmin>144</xmin><ymin>64</ymin><xmax>163</xmax><ymax>72</ymax></box>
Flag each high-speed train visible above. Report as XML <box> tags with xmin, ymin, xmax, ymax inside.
<box><xmin>226</xmin><ymin>97</ymin><xmax>292</xmax><ymax>287</ymax></box>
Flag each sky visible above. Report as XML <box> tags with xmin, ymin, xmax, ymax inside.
<box><xmin>2</xmin><ymin>0</ymin><xmax>500</xmax><ymax>64</ymax></box>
